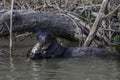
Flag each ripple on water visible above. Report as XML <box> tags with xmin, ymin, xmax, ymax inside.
<box><xmin>0</xmin><ymin>56</ymin><xmax>120</xmax><ymax>80</ymax></box>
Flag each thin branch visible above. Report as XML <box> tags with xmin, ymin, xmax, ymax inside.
<box><xmin>65</xmin><ymin>0</ymin><xmax>68</xmax><ymax>11</ymax></box>
<box><xmin>84</xmin><ymin>0</ymin><xmax>109</xmax><ymax>46</ymax></box>
<box><xmin>10</xmin><ymin>0</ymin><xmax>14</xmax><ymax>60</ymax></box>
<box><xmin>77</xmin><ymin>4</ymin><xmax>101</xmax><ymax>9</ymax></box>
<box><xmin>15</xmin><ymin>32</ymin><xmax>32</xmax><ymax>39</ymax></box>
<box><xmin>2</xmin><ymin>0</ymin><xmax>6</xmax><ymax>8</ymax></box>
<box><xmin>104</xmin><ymin>4</ymin><xmax>120</xmax><ymax>18</ymax></box>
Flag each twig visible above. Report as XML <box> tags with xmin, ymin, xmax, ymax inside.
<box><xmin>44</xmin><ymin>0</ymin><xmax>63</xmax><ymax>13</ymax></box>
<box><xmin>25</xmin><ymin>3</ymin><xmax>32</xmax><ymax>10</ymax></box>
<box><xmin>84</xmin><ymin>0</ymin><xmax>109</xmax><ymax>46</ymax></box>
<box><xmin>54</xmin><ymin>2</ymin><xmax>63</xmax><ymax>13</ymax></box>
<box><xmin>14</xmin><ymin>1</ymin><xmax>22</xmax><ymax>9</ymax></box>
<box><xmin>77</xmin><ymin>4</ymin><xmax>101</xmax><ymax>9</ymax></box>
<box><xmin>67</xmin><ymin>12</ymin><xmax>90</xmax><ymax>29</ymax></box>
<box><xmin>65</xmin><ymin>0</ymin><xmax>68</xmax><ymax>11</ymax></box>
<box><xmin>101</xmin><ymin>28</ymin><xmax>120</xmax><ymax>32</ymax></box>
<box><xmin>15</xmin><ymin>32</ymin><xmax>32</xmax><ymax>38</ymax></box>
<box><xmin>104</xmin><ymin>4</ymin><xmax>120</xmax><ymax>18</ymax></box>
<box><xmin>10</xmin><ymin>0</ymin><xmax>14</xmax><ymax>61</ymax></box>
<box><xmin>2</xmin><ymin>0</ymin><xmax>6</xmax><ymax>8</ymax></box>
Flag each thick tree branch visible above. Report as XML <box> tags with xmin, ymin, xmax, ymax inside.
<box><xmin>0</xmin><ymin>10</ymin><xmax>89</xmax><ymax>42</ymax></box>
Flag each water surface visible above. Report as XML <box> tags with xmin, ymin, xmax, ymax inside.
<box><xmin>0</xmin><ymin>57</ymin><xmax>120</xmax><ymax>80</ymax></box>
<box><xmin>0</xmin><ymin>38</ymin><xmax>120</xmax><ymax>80</ymax></box>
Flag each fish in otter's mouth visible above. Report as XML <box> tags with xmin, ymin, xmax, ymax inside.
<box><xmin>27</xmin><ymin>43</ymin><xmax>41</xmax><ymax>59</ymax></box>
<box><xmin>27</xmin><ymin>40</ymin><xmax>52</xmax><ymax>60</ymax></box>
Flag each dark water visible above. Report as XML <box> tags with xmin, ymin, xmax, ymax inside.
<box><xmin>0</xmin><ymin>38</ymin><xmax>120</xmax><ymax>80</ymax></box>
<box><xmin>0</xmin><ymin>57</ymin><xmax>120</xmax><ymax>80</ymax></box>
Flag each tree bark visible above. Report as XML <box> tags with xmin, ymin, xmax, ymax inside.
<box><xmin>0</xmin><ymin>10</ymin><xmax>89</xmax><ymax>41</ymax></box>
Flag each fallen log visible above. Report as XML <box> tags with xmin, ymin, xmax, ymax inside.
<box><xmin>0</xmin><ymin>10</ymin><xmax>89</xmax><ymax>41</ymax></box>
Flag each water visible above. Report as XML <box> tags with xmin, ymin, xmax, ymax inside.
<box><xmin>0</xmin><ymin>38</ymin><xmax>120</xmax><ymax>80</ymax></box>
<box><xmin>0</xmin><ymin>57</ymin><xmax>120</xmax><ymax>80</ymax></box>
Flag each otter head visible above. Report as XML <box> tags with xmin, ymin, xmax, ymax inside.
<box><xmin>27</xmin><ymin>29</ymin><xmax>56</xmax><ymax>60</ymax></box>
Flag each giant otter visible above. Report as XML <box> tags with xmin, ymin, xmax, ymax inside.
<box><xmin>27</xmin><ymin>29</ymin><xmax>119</xmax><ymax>60</ymax></box>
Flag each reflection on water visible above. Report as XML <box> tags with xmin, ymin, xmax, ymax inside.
<box><xmin>0</xmin><ymin>38</ymin><xmax>120</xmax><ymax>80</ymax></box>
<box><xmin>0</xmin><ymin>57</ymin><xmax>120</xmax><ymax>80</ymax></box>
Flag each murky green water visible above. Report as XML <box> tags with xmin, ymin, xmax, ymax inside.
<box><xmin>0</xmin><ymin>38</ymin><xmax>120</xmax><ymax>80</ymax></box>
